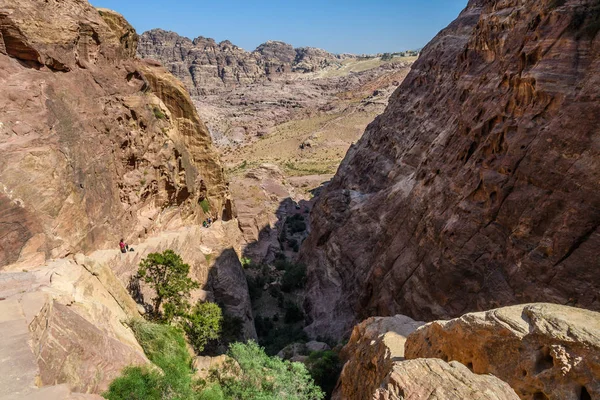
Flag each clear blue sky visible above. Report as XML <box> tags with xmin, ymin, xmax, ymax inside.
<box><xmin>90</xmin><ymin>0</ymin><xmax>468</xmax><ymax>54</ymax></box>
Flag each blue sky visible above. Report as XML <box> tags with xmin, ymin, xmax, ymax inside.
<box><xmin>91</xmin><ymin>0</ymin><xmax>468</xmax><ymax>54</ymax></box>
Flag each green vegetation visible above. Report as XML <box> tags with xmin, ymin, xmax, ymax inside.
<box><xmin>284</xmin><ymin>301</ymin><xmax>305</xmax><ymax>323</ymax></box>
<box><xmin>104</xmin><ymin>319</ymin><xmax>195</xmax><ymax>400</ymax></box>
<box><xmin>287</xmin><ymin>214</ymin><xmax>307</xmax><ymax>234</ymax></box>
<box><xmin>153</xmin><ymin>106</ymin><xmax>166</xmax><ymax>120</ymax></box>
<box><xmin>206</xmin><ymin>341</ymin><xmax>324</xmax><ymax>400</ymax></box>
<box><xmin>200</xmin><ymin>198</ymin><xmax>211</xmax><ymax>213</ymax></box>
<box><xmin>281</xmin><ymin>262</ymin><xmax>307</xmax><ymax>293</ymax></box>
<box><xmin>183</xmin><ymin>302</ymin><xmax>223</xmax><ymax>353</ymax></box>
<box><xmin>306</xmin><ymin>351</ymin><xmax>343</xmax><ymax>398</ymax></box>
<box><xmin>260</xmin><ymin>325</ymin><xmax>309</xmax><ymax>357</ymax></box>
<box><xmin>138</xmin><ymin>250</ymin><xmax>200</xmax><ymax>322</ymax></box>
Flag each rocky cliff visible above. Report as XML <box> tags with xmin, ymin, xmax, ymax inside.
<box><xmin>301</xmin><ymin>0</ymin><xmax>600</xmax><ymax>339</ymax></box>
<box><xmin>0</xmin><ymin>1</ymin><xmax>229</xmax><ymax>269</ymax></box>
<box><xmin>137</xmin><ymin>29</ymin><xmax>353</xmax><ymax>95</ymax></box>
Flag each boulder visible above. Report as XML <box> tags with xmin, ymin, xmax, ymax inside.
<box><xmin>405</xmin><ymin>303</ymin><xmax>600</xmax><ymax>400</ymax></box>
<box><xmin>333</xmin><ymin>315</ymin><xmax>424</xmax><ymax>400</ymax></box>
<box><xmin>305</xmin><ymin>341</ymin><xmax>330</xmax><ymax>353</ymax></box>
<box><xmin>373</xmin><ymin>358</ymin><xmax>520</xmax><ymax>400</ymax></box>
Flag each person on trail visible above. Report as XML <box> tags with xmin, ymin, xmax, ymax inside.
<box><xmin>203</xmin><ymin>221</ymin><xmax>207</xmax><ymax>228</ymax></box>
<box><xmin>119</xmin><ymin>239</ymin><xmax>128</xmax><ymax>254</ymax></box>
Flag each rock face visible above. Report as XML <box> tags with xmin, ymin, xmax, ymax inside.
<box><xmin>374</xmin><ymin>359</ymin><xmax>520</xmax><ymax>400</ymax></box>
<box><xmin>301</xmin><ymin>0</ymin><xmax>600</xmax><ymax>338</ymax></box>
<box><xmin>333</xmin><ymin>315</ymin><xmax>425</xmax><ymax>400</ymax></box>
<box><xmin>0</xmin><ymin>0</ymin><xmax>228</xmax><ymax>269</ymax></box>
<box><xmin>405</xmin><ymin>303</ymin><xmax>600</xmax><ymax>400</ymax></box>
<box><xmin>0</xmin><ymin>258</ymin><xmax>147</xmax><ymax>398</ymax></box>
<box><xmin>333</xmin><ymin>314</ymin><xmax>519</xmax><ymax>400</ymax></box>
<box><xmin>137</xmin><ymin>29</ymin><xmax>351</xmax><ymax>95</ymax></box>
<box><xmin>90</xmin><ymin>220</ymin><xmax>257</xmax><ymax>340</ymax></box>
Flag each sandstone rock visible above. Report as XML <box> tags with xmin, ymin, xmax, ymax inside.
<box><xmin>373</xmin><ymin>358</ymin><xmax>520</xmax><ymax>400</ymax></box>
<box><xmin>305</xmin><ymin>340</ymin><xmax>330</xmax><ymax>353</ymax></box>
<box><xmin>88</xmin><ymin>221</ymin><xmax>257</xmax><ymax>340</ymax></box>
<box><xmin>194</xmin><ymin>355</ymin><xmax>232</xmax><ymax>380</ymax></box>
<box><xmin>0</xmin><ymin>0</ymin><xmax>228</xmax><ymax>269</ymax></box>
<box><xmin>301</xmin><ymin>0</ymin><xmax>600</xmax><ymax>339</ymax></box>
<box><xmin>0</xmin><ymin>258</ymin><xmax>148</xmax><ymax>397</ymax></box>
<box><xmin>333</xmin><ymin>315</ymin><xmax>424</xmax><ymax>400</ymax></box>
<box><xmin>405</xmin><ymin>303</ymin><xmax>600</xmax><ymax>400</ymax></box>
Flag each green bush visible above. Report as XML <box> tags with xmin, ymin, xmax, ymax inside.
<box><xmin>198</xmin><ymin>384</ymin><xmax>226</xmax><ymax>400</ymax></box>
<box><xmin>288</xmin><ymin>218</ymin><xmax>307</xmax><ymax>234</ymax></box>
<box><xmin>217</xmin><ymin>341</ymin><xmax>324</xmax><ymax>400</ymax></box>
<box><xmin>307</xmin><ymin>351</ymin><xmax>343</xmax><ymax>398</ymax></box>
<box><xmin>281</xmin><ymin>263</ymin><xmax>307</xmax><ymax>292</ymax></box>
<box><xmin>200</xmin><ymin>198</ymin><xmax>211</xmax><ymax>213</ymax></box>
<box><xmin>284</xmin><ymin>301</ymin><xmax>305</xmax><ymax>324</ymax></box>
<box><xmin>246</xmin><ymin>275</ymin><xmax>265</xmax><ymax>301</ymax></box>
<box><xmin>153</xmin><ymin>106</ymin><xmax>166</xmax><ymax>120</ymax></box>
<box><xmin>259</xmin><ymin>325</ymin><xmax>309</xmax><ymax>356</ymax></box>
<box><xmin>182</xmin><ymin>301</ymin><xmax>222</xmax><ymax>353</ymax></box>
<box><xmin>103</xmin><ymin>366</ymin><xmax>161</xmax><ymax>400</ymax></box>
<box><xmin>137</xmin><ymin>250</ymin><xmax>199</xmax><ymax>322</ymax></box>
<box><xmin>104</xmin><ymin>319</ymin><xmax>195</xmax><ymax>399</ymax></box>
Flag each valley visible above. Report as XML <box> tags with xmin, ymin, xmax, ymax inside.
<box><xmin>0</xmin><ymin>0</ymin><xmax>599</xmax><ymax>399</ymax></box>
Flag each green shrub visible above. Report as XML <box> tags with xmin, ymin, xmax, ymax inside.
<box><xmin>200</xmin><ymin>198</ymin><xmax>210</xmax><ymax>213</ymax></box>
<box><xmin>259</xmin><ymin>325</ymin><xmax>309</xmax><ymax>356</ymax></box>
<box><xmin>137</xmin><ymin>250</ymin><xmax>199</xmax><ymax>322</ymax></box>
<box><xmin>288</xmin><ymin>217</ymin><xmax>307</xmax><ymax>234</ymax></box>
<box><xmin>153</xmin><ymin>106</ymin><xmax>166</xmax><ymax>120</ymax></box>
<box><xmin>281</xmin><ymin>263</ymin><xmax>307</xmax><ymax>292</ymax></box>
<box><xmin>246</xmin><ymin>275</ymin><xmax>265</xmax><ymax>301</ymax></box>
<box><xmin>103</xmin><ymin>366</ymin><xmax>161</xmax><ymax>400</ymax></box>
<box><xmin>307</xmin><ymin>351</ymin><xmax>343</xmax><ymax>398</ymax></box>
<box><xmin>104</xmin><ymin>319</ymin><xmax>195</xmax><ymax>399</ymax></box>
<box><xmin>182</xmin><ymin>301</ymin><xmax>223</xmax><ymax>353</ymax></box>
<box><xmin>284</xmin><ymin>301</ymin><xmax>305</xmax><ymax>324</ymax></box>
<box><xmin>198</xmin><ymin>384</ymin><xmax>226</xmax><ymax>400</ymax></box>
<box><xmin>217</xmin><ymin>341</ymin><xmax>324</xmax><ymax>400</ymax></box>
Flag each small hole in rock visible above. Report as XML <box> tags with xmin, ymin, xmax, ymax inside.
<box><xmin>533</xmin><ymin>392</ymin><xmax>549</xmax><ymax>400</ymax></box>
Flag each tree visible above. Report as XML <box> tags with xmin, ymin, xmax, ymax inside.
<box><xmin>137</xmin><ymin>250</ymin><xmax>199</xmax><ymax>321</ymax></box>
<box><xmin>182</xmin><ymin>301</ymin><xmax>223</xmax><ymax>353</ymax></box>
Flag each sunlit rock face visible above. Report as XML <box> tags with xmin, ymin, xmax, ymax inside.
<box><xmin>300</xmin><ymin>0</ymin><xmax>600</xmax><ymax>339</ymax></box>
<box><xmin>0</xmin><ymin>1</ymin><xmax>228</xmax><ymax>269</ymax></box>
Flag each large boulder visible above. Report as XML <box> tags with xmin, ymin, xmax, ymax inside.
<box><xmin>373</xmin><ymin>358</ymin><xmax>520</xmax><ymax>400</ymax></box>
<box><xmin>405</xmin><ymin>303</ymin><xmax>600</xmax><ymax>400</ymax></box>
<box><xmin>333</xmin><ymin>315</ymin><xmax>425</xmax><ymax>400</ymax></box>
<box><xmin>300</xmin><ymin>0</ymin><xmax>600</xmax><ymax>339</ymax></box>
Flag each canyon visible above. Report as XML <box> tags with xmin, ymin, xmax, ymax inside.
<box><xmin>0</xmin><ymin>0</ymin><xmax>598</xmax><ymax>398</ymax></box>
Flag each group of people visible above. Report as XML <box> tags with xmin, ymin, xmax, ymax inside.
<box><xmin>202</xmin><ymin>217</ymin><xmax>213</xmax><ymax>228</ymax></box>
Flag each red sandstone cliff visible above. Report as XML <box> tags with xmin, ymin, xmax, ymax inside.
<box><xmin>300</xmin><ymin>0</ymin><xmax>600</xmax><ymax>339</ymax></box>
<box><xmin>0</xmin><ymin>1</ymin><xmax>230</xmax><ymax>268</ymax></box>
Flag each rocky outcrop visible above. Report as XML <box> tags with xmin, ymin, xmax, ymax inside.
<box><xmin>332</xmin><ymin>315</ymin><xmax>424</xmax><ymax>400</ymax></box>
<box><xmin>405</xmin><ymin>303</ymin><xmax>600</xmax><ymax>400</ymax></box>
<box><xmin>90</xmin><ymin>220</ymin><xmax>257</xmax><ymax>340</ymax></box>
<box><xmin>0</xmin><ymin>258</ymin><xmax>147</xmax><ymax>398</ymax></box>
<box><xmin>374</xmin><ymin>359</ymin><xmax>520</xmax><ymax>400</ymax></box>
<box><xmin>333</xmin><ymin>314</ymin><xmax>518</xmax><ymax>400</ymax></box>
<box><xmin>0</xmin><ymin>1</ymin><xmax>228</xmax><ymax>269</ymax></box>
<box><xmin>301</xmin><ymin>0</ymin><xmax>600</xmax><ymax>338</ymax></box>
<box><xmin>137</xmin><ymin>29</ymin><xmax>350</xmax><ymax>95</ymax></box>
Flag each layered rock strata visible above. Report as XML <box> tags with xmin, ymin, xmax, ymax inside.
<box><xmin>405</xmin><ymin>303</ymin><xmax>600</xmax><ymax>400</ymax></box>
<box><xmin>137</xmin><ymin>30</ymin><xmax>353</xmax><ymax>95</ymax></box>
<box><xmin>0</xmin><ymin>0</ymin><xmax>228</xmax><ymax>269</ymax></box>
<box><xmin>301</xmin><ymin>0</ymin><xmax>600</xmax><ymax>338</ymax></box>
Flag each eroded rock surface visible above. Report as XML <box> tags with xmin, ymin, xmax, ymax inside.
<box><xmin>0</xmin><ymin>0</ymin><xmax>228</xmax><ymax>269</ymax></box>
<box><xmin>374</xmin><ymin>358</ymin><xmax>520</xmax><ymax>400</ymax></box>
<box><xmin>301</xmin><ymin>0</ymin><xmax>600</xmax><ymax>339</ymax></box>
<box><xmin>0</xmin><ymin>259</ymin><xmax>147</xmax><ymax>397</ymax></box>
<box><xmin>332</xmin><ymin>315</ymin><xmax>424</xmax><ymax>400</ymax></box>
<box><xmin>405</xmin><ymin>303</ymin><xmax>600</xmax><ymax>400</ymax></box>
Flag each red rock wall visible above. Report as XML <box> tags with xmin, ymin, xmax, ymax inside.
<box><xmin>301</xmin><ymin>0</ymin><xmax>600</xmax><ymax>339</ymax></box>
<box><xmin>0</xmin><ymin>1</ymin><xmax>228</xmax><ymax>268</ymax></box>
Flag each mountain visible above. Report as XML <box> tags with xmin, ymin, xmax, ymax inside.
<box><xmin>300</xmin><ymin>0</ymin><xmax>600</xmax><ymax>339</ymax></box>
<box><xmin>137</xmin><ymin>29</ymin><xmax>354</xmax><ymax>95</ymax></box>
